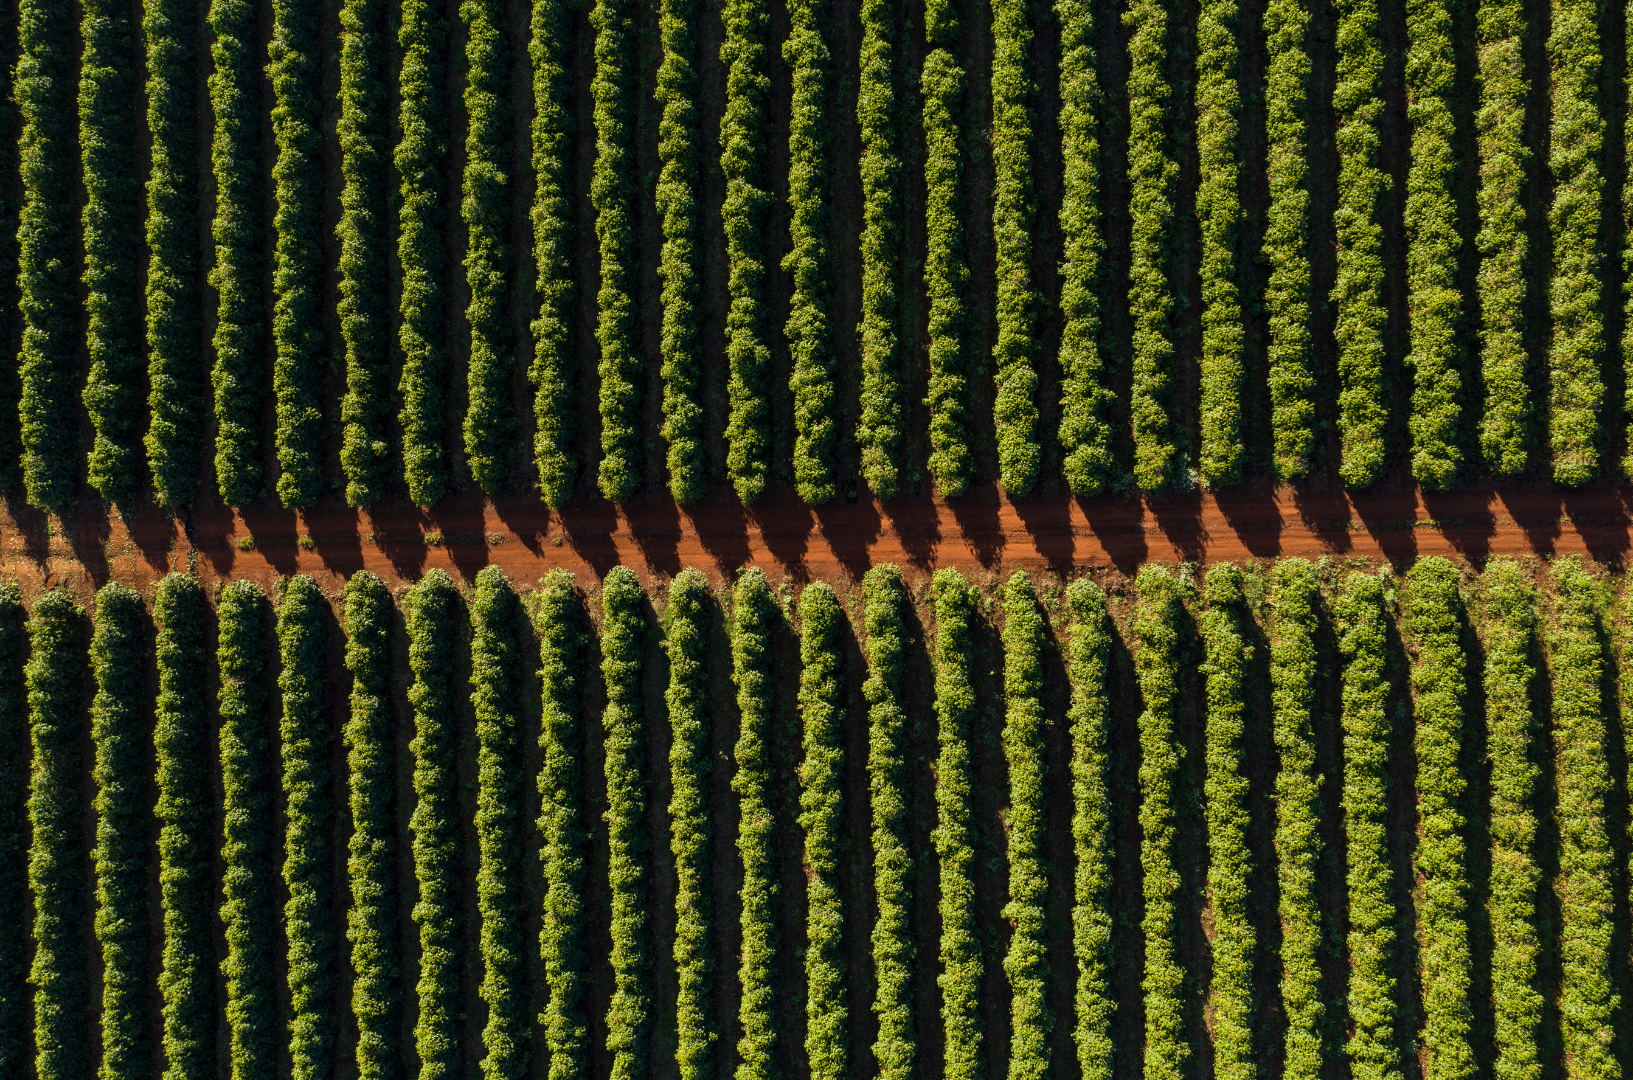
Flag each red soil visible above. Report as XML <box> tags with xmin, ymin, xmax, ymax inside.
<box><xmin>6</xmin><ymin>479</ymin><xmax>1631</xmax><ymax>596</ymax></box>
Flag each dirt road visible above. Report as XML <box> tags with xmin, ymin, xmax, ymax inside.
<box><xmin>6</xmin><ymin>479</ymin><xmax>1631</xmax><ymax>596</ymax></box>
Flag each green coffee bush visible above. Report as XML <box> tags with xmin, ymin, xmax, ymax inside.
<box><xmin>342</xmin><ymin>572</ymin><xmax>398</xmax><ymax>1079</ymax></box>
<box><xmin>666</xmin><ymin>569</ymin><xmax>715</xmax><ymax>1080</ymax></box>
<box><xmin>1402</xmin><ymin>558</ymin><xmax>1473</xmax><ymax>1080</ymax></box>
<box><xmin>732</xmin><ymin>569</ymin><xmax>778</xmax><ymax>1080</ymax></box>
<box><xmin>537</xmin><ymin>571</ymin><xmax>589</xmax><ymax>1080</ymax></box>
<box><xmin>593</xmin><ymin>0</ymin><xmax>642</xmax><ymax>503</ymax></box>
<box><xmin>931</xmin><ymin>570</ymin><xmax>980</xmax><ymax>1080</ymax></box>
<box><xmin>270</xmin><ymin>0</ymin><xmax>327</xmax><ymax>508</ymax></box>
<box><xmin>1333</xmin><ymin>573</ymin><xmax>1397</xmax><ymax>1080</ymax></box>
<box><xmin>1004</xmin><ymin>572</ymin><xmax>1051</xmax><ymax>1080</ymax></box>
<box><xmin>799</xmin><ymin>583</ymin><xmax>847</xmax><ymax>1080</ymax></box>
<box><xmin>91</xmin><ymin>583</ymin><xmax>148</xmax><ymax>1079</ymax></box>
<box><xmin>17</xmin><ymin>0</ymin><xmax>80</xmax><ymax>512</ymax></box>
<box><xmin>28</xmin><ymin>591</ymin><xmax>88</xmax><ymax>1080</ymax></box>
<box><xmin>338</xmin><ymin>0</ymin><xmax>392</xmax><ymax>506</ymax></box>
<box><xmin>1269</xmin><ymin>560</ymin><xmax>1322</xmax><ymax>1080</ymax></box>
<box><xmin>156</xmin><ymin>575</ymin><xmax>213</xmax><ymax>1080</ymax></box>
<box><xmin>408</xmin><ymin>570</ymin><xmax>462</xmax><ymax>1078</ymax></box>
<box><xmin>602</xmin><ymin>566</ymin><xmax>652</xmax><ymax>1080</ymax></box>
<box><xmin>209</xmin><ymin>0</ymin><xmax>266</xmax><ymax>508</ymax></box>
<box><xmin>473</xmin><ymin>567</ymin><xmax>528</xmax><ymax>1076</ymax></box>
<box><xmin>145</xmin><ymin>0</ymin><xmax>205</xmax><ymax>507</ymax></box>
<box><xmin>1331</xmin><ymin>0</ymin><xmax>1387</xmax><ymax>487</ymax></box>
<box><xmin>81</xmin><ymin>0</ymin><xmax>145</xmax><ymax>507</ymax></box>
<box><xmin>656</xmin><ymin>0</ymin><xmax>704</xmax><ymax>504</ymax></box>
<box><xmin>1478</xmin><ymin>562</ymin><xmax>1540</xmax><ymax>1080</ymax></box>
<box><xmin>0</xmin><ymin>585</ymin><xmax>29</xmax><ymax>1073</ymax></box>
<box><xmin>279</xmin><ymin>576</ymin><xmax>334</xmax><ymax>1080</ymax></box>
<box><xmin>786</xmin><ymin>0</ymin><xmax>837</xmax><ymax>504</ymax></box>
<box><xmin>1262</xmin><ymin>0</ymin><xmax>1313</xmax><ymax>478</ymax></box>
<box><xmin>991</xmin><ymin>0</ymin><xmax>1040</xmax><ymax>494</ymax></box>
<box><xmin>463</xmin><ymin>0</ymin><xmax>514</xmax><ymax>491</ymax></box>
<box><xmin>865</xmin><ymin>564</ymin><xmax>913</xmax><ymax>1080</ymax></box>
<box><xmin>1195</xmin><ymin>0</ymin><xmax>1243</xmax><ymax>486</ymax></box>
<box><xmin>218</xmin><ymin>580</ymin><xmax>277</xmax><ymax>1080</ymax></box>
<box><xmin>855</xmin><ymin>0</ymin><xmax>901</xmax><ymax>497</ymax></box>
<box><xmin>531</xmin><ymin>0</ymin><xmax>578</xmax><ymax>507</ymax></box>
<box><xmin>1066</xmin><ymin>579</ymin><xmax>1112</xmax><ymax>1080</ymax></box>
<box><xmin>923</xmin><ymin>50</ymin><xmax>971</xmax><ymax>497</ymax></box>
<box><xmin>398</xmin><ymin>0</ymin><xmax>449</xmax><ymax>504</ymax></box>
<box><xmin>1200</xmin><ymin>566</ymin><xmax>1254</xmax><ymax>1080</ymax></box>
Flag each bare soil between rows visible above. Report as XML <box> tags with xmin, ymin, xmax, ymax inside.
<box><xmin>6</xmin><ymin>477</ymin><xmax>1633</xmax><ymax>597</ymax></box>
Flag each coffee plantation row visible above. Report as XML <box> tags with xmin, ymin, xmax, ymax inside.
<box><xmin>2</xmin><ymin>555</ymin><xmax>1629</xmax><ymax>1080</ymax></box>
<box><xmin>3</xmin><ymin>0</ymin><xmax>1631</xmax><ymax>512</ymax></box>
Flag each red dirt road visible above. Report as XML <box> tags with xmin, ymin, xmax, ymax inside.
<box><xmin>5</xmin><ymin>480</ymin><xmax>1632</xmax><ymax>596</ymax></box>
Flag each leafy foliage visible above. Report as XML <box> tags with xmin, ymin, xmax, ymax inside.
<box><xmin>932</xmin><ymin>570</ymin><xmax>981</xmax><ymax>1080</ymax></box>
<box><xmin>799</xmin><ymin>582</ymin><xmax>847</xmax><ymax>1080</ymax></box>
<box><xmin>1133</xmin><ymin>565</ymin><xmax>1185</xmax><ymax>1080</ymax></box>
<box><xmin>1065</xmin><ymin>580</ymin><xmax>1112</xmax><ymax>1080</ymax></box>
<box><xmin>1125</xmin><ymin>0</ymin><xmax>1177</xmax><ymax>489</ymax></box>
<box><xmin>855</xmin><ymin>0</ymin><xmax>901</xmax><ymax>497</ymax></box>
<box><xmin>408</xmin><ymin>570</ymin><xmax>463</xmax><ymax>1078</ymax></box>
<box><xmin>342</xmin><ymin>571</ymin><xmax>398</xmax><ymax>1079</ymax></box>
<box><xmin>91</xmin><ymin>583</ymin><xmax>148</xmax><ymax>1079</ymax></box>
<box><xmin>593</xmin><ymin>0</ymin><xmax>642</xmax><ymax>502</ymax></box>
<box><xmin>1269</xmin><ymin>560</ymin><xmax>1323</xmax><ymax>1080</ymax></box>
<box><xmin>1477</xmin><ymin>0</ymin><xmax>1528</xmax><ymax>474</ymax></box>
<box><xmin>0</xmin><ymin>585</ymin><xmax>28</xmax><ymax>1073</ymax></box>
<box><xmin>1056</xmin><ymin>0</ymin><xmax>1113</xmax><ymax>493</ymax></box>
<box><xmin>463</xmin><ymin>0</ymin><xmax>515</xmax><ymax>491</ymax></box>
<box><xmin>602</xmin><ymin>566</ymin><xmax>652</xmax><ymax>1080</ymax></box>
<box><xmin>145</xmin><ymin>0</ymin><xmax>204</xmax><ymax>507</ymax></box>
<box><xmin>865</xmin><ymin>564</ymin><xmax>913</xmax><ymax>1080</ymax></box>
<box><xmin>1546</xmin><ymin>559</ymin><xmax>1620</xmax><ymax>1080</ymax></box>
<box><xmin>1196</xmin><ymin>0</ymin><xmax>1243</xmax><ymax>486</ymax></box>
<box><xmin>398</xmin><ymin>0</ymin><xmax>449</xmax><ymax>504</ymax></box>
<box><xmin>473</xmin><ymin>567</ymin><xmax>528</xmax><ymax>1077</ymax></box>
<box><xmin>1333</xmin><ymin>573</ymin><xmax>1398</xmax><ymax>1080</ymax></box>
<box><xmin>17</xmin><ymin>0</ymin><xmax>79</xmax><ymax>511</ymax></box>
<box><xmin>666</xmin><ymin>570</ymin><xmax>716</xmax><ymax>1080</ymax></box>
<box><xmin>218</xmin><ymin>580</ymin><xmax>277</xmax><ymax>1080</ymax></box>
<box><xmin>81</xmin><ymin>0</ymin><xmax>144</xmax><ymax>507</ymax></box>
<box><xmin>1404</xmin><ymin>0</ymin><xmax>1462</xmax><ymax>488</ymax></box>
<box><xmin>531</xmin><ymin>0</ymin><xmax>578</xmax><ymax>507</ymax></box>
<box><xmin>28</xmin><ymin>591</ymin><xmax>87</xmax><ymax>1080</ymax></box>
<box><xmin>537</xmin><ymin>571</ymin><xmax>589</xmax><ymax>1080</ymax></box>
<box><xmin>338</xmin><ymin>0</ymin><xmax>392</xmax><ymax>506</ymax></box>
<box><xmin>270</xmin><ymin>0</ymin><xmax>327</xmax><ymax>507</ymax></box>
<box><xmin>1402</xmin><ymin>558</ymin><xmax>1472</xmax><ymax>1080</ymax></box>
<box><xmin>1547</xmin><ymin>0</ymin><xmax>1605</xmax><ymax>484</ymax></box>
<box><xmin>732</xmin><ymin>569</ymin><xmax>779</xmax><ymax>1080</ymax></box>
<box><xmin>209</xmin><ymin>0</ymin><xmax>266</xmax><ymax>507</ymax></box>
<box><xmin>992</xmin><ymin>0</ymin><xmax>1040</xmax><ymax>494</ymax></box>
<box><xmin>1478</xmin><ymin>562</ymin><xmax>1540</xmax><ymax>1080</ymax></box>
<box><xmin>279</xmin><ymin>576</ymin><xmax>334</xmax><ymax>1080</ymax></box>
<box><xmin>156</xmin><ymin>576</ymin><xmax>213</xmax><ymax>1080</ymax></box>
<box><xmin>786</xmin><ymin>0</ymin><xmax>837</xmax><ymax>503</ymax></box>
<box><xmin>1004</xmin><ymin>572</ymin><xmax>1051</xmax><ymax>1080</ymax></box>
<box><xmin>1262</xmin><ymin>0</ymin><xmax>1313</xmax><ymax>477</ymax></box>
<box><xmin>723</xmin><ymin>0</ymin><xmax>774</xmax><ymax>501</ymax></box>
<box><xmin>1332</xmin><ymin>0</ymin><xmax>1388</xmax><ymax>487</ymax></box>
<box><xmin>656</xmin><ymin>0</ymin><xmax>705</xmax><ymax>504</ymax></box>
<box><xmin>1200</xmin><ymin>566</ymin><xmax>1254</xmax><ymax>1080</ymax></box>
<box><xmin>923</xmin><ymin>47</ymin><xmax>971</xmax><ymax>497</ymax></box>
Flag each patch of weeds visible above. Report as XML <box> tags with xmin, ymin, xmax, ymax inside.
<box><xmin>235</xmin><ymin>536</ymin><xmax>255</xmax><ymax>552</ymax></box>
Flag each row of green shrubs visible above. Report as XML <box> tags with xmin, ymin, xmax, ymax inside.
<box><xmin>991</xmin><ymin>0</ymin><xmax>1039</xmax><ymax>496</ymax></box>
<box><xmin>1476</xmin><ymin>0</ymin><xmax>1527</xmax><ymax>474</ymax></box>
<box><xmin>1200</xmin><ymin>567</ymin><xmax>1253</xmax><ymax>1080</ymax></box>
<box><xmin>733</xmin><ymin>570</ymin><xmax>779</xmax><ymax>1080</ymax></box>
<box><xmin>532</xmin><ymin>2</ymin><xmax>578</xmax><ymax>509</ymax></box>
<box><xmin>1004</xmin><ymin>573</ymin><xmax>1051</xmax><ymax>1080</ymax></box>
<box><xmin>855</xmin><ymin>0</ymin><xmax>901</xmax><ymax>499</ymax></box>
<box><xmin>1065</xmin><ymin>579</ymin><xmax>1112</xmax><ymax>1080</ymax></box>
<box><xmin>799</xmin><ymin>582</ymin><xmax>847</xmax><ymax>1080</ymax></box>
<box><xmin>786</xmin><ymin>0</ymin><xmax>837</xmax><ymax>504</ymax></box>
<box><xmin>463</xmin><ymin>0</ymin><xmax>515</xmax><ymax>495</ymax></box>
<box><xmin>924</xmin><ymin>48</ymin><xmax>970</xmax><ymax>498</ymax></box>
<box><xmin>666</xmin><ymin>570</ymin><xmax>716</xmax><ymax>1080</ymax></box>
<box><xmin>81</xmin><ymin>1</ymin><xmax>144</xmax><ymax>509</ymax></box>
<box><xmin>91</xmin><ymin>584</ymin><xmax>146</xmax><ymax>1079</ymax></box>
<box><xmin>1195</xmin><ymin>0</ymin><xmax>1243</xmax><ymax>487</ymax></box>
<box><xmin>1262</xmin><ymin>0</ymin><xmax>1312</xmax><ymax>479</ymax></box>
<box><xmin>593</xmin><ymin>0</ymin><xmax>641</xmax><ymax>504</ymax></box>
<box><xmin>656</xmin><ymin>0</ymin><xmax>705</xmax><ymax>505</ymax></box>
<box><xmin>932</xmin><ymin>570</ymin><xmax>980</xmax><ymax>1079</ymax></box>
